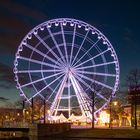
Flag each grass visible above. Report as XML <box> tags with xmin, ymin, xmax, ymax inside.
<box><xmin>56</xmin><ymin>128</ymin><xmax>140</xmax><ymax>139</ymax></box>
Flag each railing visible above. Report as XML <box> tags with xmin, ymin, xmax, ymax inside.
<box><xmin>0</xmin><ymin>122</ymin><xmax>29</xmax><ymax>128</ymax></box>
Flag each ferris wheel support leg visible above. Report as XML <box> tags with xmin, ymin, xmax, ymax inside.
<box><xmin>68</xmin><ymin>78</ymin><xmax>71</xmax><ymax>118</ymax></box>
<box><xmin>49</xmin><ymin>74</ymin><xmax>68</xmax><ymax>117</ymax></box>
<box><xmin>69</xmin><ymin>72</ymin><xmax>92</xmax><ymax>119</ymax></box>
<box><xmin>70</xmin><ymin>76</ymin><xmax>85</xmax><ymax>115</ymax></box>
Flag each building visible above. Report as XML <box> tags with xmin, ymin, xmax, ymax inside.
<box><xmin>0</xmin><ymin>108</ymin><xmax>23</xmax><ymax>127</ymax></box>
<box><xmin>128</xmin><ymin>85</ymin><xmax>140</xmax><ymax>126</ymax></box>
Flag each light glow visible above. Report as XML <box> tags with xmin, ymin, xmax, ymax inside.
<box><xmin>99</xmin><ymin>111</ymin><xmax>110</xmax><ymax>124</ymax></box>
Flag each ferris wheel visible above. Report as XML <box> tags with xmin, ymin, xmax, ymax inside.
<box><xmin>14</xmin><ymin>18</ymin><xmax>119</xmax><ymax>119</ymax></box>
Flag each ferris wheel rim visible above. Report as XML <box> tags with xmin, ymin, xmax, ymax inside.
<box><xmin>14</xmin><ymin>18</ymin><xmax>120</xmax><ymax>117</ymax></box>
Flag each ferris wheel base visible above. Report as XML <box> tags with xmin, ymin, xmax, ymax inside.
<box><xmin>48</xmin><ymin>113</ymin><xmax>94</xmax><ymax>124</ymax></box>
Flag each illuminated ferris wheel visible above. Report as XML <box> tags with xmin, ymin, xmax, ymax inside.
<box><xmin>14</xmin><ymin>18</ymin><xmax>119</xmax><ymax>119</ymax></box>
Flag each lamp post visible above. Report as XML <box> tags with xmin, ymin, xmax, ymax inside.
<box><xmin>43</xmin><ymin>99</ymin><xmax>46</xmax><ymax>124</ymax></box>
<box><xmin>31</xmin><ymin>98</ymin><xmax>34</xmax><ymax>124</ymax></box>
<box><xmin>134</xmin><ymin>90</ymin><xmax>137</xmax><ymax>129</ymax></box>
<box><xmin>109</xmin><ymin>95</ymin><xmax>112</xmax><ymax>129</ymax></box>
<box><xmin>92</xmin><ymin>91</ymin><xmax>95</xmax><ymax>129</ymax></box>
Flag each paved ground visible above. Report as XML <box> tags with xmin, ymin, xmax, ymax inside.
<box><xmin>55</xmin><ymin>128</ymin><xmax>140</xmax><ymax>139</ymax></box>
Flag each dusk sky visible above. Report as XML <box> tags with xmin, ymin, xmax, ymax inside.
<box><xmin>0</xmin><ymin>0</ymin><xmax>140</xmax><ymax>105</ymax></box>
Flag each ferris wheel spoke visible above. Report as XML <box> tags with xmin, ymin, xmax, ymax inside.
<box><xmin>20</xmin><ymin>71</ymin><xmax>64</xmax><ymax>88</ymax></box>
<box><xmin>70</xmin><ymin>24</ymin><xmax>76</xmax><ymax>65</ymax></box>
<box><xmin>47</xmin><ymin>28</ymin><xmax>66</xmax><ymax>63</ymax></box>
<box><xmin>76</xmin><ymin>61</ymin><xmax>116</xmax><ymax>70</ymax></box>
<box><xmin>73</xmin><ymin>74</ymin><xmax>91</xmax><ymax>98</ymax></box>
<box><xmin>18</xmin><ymin>69</ymin><xmax>61</xmax><ymax>73</ymax></box>
<box><xmin>70</xmin><ymin>73</ymin><xmax>92</xmax><ymax>117</ymax></box>
<box><xmin>60</xmin><ymin>23</ymin><xmax>68</xmax><ymax>63</ymax></box>
<box><xmin>24</xmin><ymin>43</ymin><xmax>62</xmax><ymax>67</ymax></box>
<box><xmin>71</xmin><ymin>30</ymin><xmax>89</xmax><ymax>66</ymax></box>
<box><xmin>70</xmin><ymin>72</ymin><xmax>90</xmax><ymax>101</ymax></box>
<box><xmin>76</xmin><ymin>72</ymin><xmax>114</xmax><ymax>90</ymax></box>
<box><xmin>74</xmin><ymin>49</ymin><xmax>109</xmax><ymax>68</ymax></box>
<box><xmin>50</xmin><ymin>74</ymin><xmax>68</xmax><ymax>116</ymax></box>
<box><xmin>19</xmin><ymin>56</ymin><xmax>60</xmax><ymax>70</ymax></box>
<box><xmin>73</xmin><ymin>39</ymin><xmax>100</xmax><ymax>67</ymax></box>
<box><xmin>47</xmin><ymin>77</ymin><xmax>64</xmax><ymax>101</ymax></box>
<box><xmin>78</xmin><ymin>78</ymin><xmax>107</xmax><ymax>103</ymax></box>
<box><xmin>76</xmin><ymin>70</ymin><xmax>116</xmax><ymax>77</ymax></box>
<box><xmin>95</xmin><ymin>92</ymin><xmax>108</xmax><ymax>102</ymax></box>
<box><xmin>27</xmin><ymin>73</ymin><xmax>65</xmax><ymax>102</ymax></box>
<box><xmin>28</xmin><ymin>72</ymin><xmax>47</xmax><ymax>101</ymax></box>
<box><xmin>74</xmin><ymin>74</ymin><xmax>108</xmax><ymax>102</ymax></box>
<box><xmin>73</xmin><ymin>74</ymin><xmax>92</xmax><ymax>101</ymax></box>
<box><xmin>68</xmin><ymin>76</ymin><xmax>71</xmax><ymax>117</ymax></box>
<box><xmin>35</xmin><ymin>34</ymin><xmax>64</xmax><ymax>64</ymax></box>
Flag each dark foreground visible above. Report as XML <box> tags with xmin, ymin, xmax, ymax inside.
<box><xmin>1</xmin><ymin>128</ymin><xmax>140</xmax><ymax>140</ymax></box>
<box><xmin>0</xmin><ymin>137</ymin><xmax>139</xmax><ymax>140</ymax></box>
<box><xmin>59</xmin><ymin>128</ymin><xmax>140</xmax><ymax>138</ymax></box>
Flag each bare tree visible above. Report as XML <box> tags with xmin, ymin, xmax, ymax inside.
<box><xmin>89</xmin><ymin>75</ymin><xmax>103</xmax><ymax>129</ymax></box>
<box><xmin>126</xmin><ymin>69</ymin><xmax>140</xmax><ymax>129</ymax></box>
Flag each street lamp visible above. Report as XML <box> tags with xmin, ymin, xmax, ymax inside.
<box><xmin>17</xmin><ymin>113</ymin><xmax>20</xmax><ymax>117</ymax></box>
<box><xmin>5</xmin><ymin>115</ymin><xmax>8</xmax><ymax>119</ymax></box>
<box><xmin>47</xmin><ymin>110</ymin><xmax>50</xmax><ymax>123</ymax></box>
<box><xmin>26</xmin><ymin>111</ymin><xmax>29</xmax><ymax>115</ymax></box>
<box><xmin>113</xmin><ymin>101</ymin><xmax>118</xmax><ymax>106</ymax></box>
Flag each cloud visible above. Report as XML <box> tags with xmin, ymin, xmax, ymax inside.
<box><xmin>0</xmin><ymin>62</ymin><xmax>38</xmax><ymax>89</ymax></box>
<box><xmin>0</xmin><ymin>63</ymin><xmax>14</xmax><ymax>84</ymax></box>
<box><xmin>0</xmin><ymin>83</ymin><xmax>12</xmax><ymax>89</ymax></box>
<box><xmin>0</xmin><ymin>13</ymin><xmax>31</xmax><ymax>54</ymax></box>
<box><xmin>0</xmin><ymin>1</ymin><xmax>47</xmax><ymax>21</ymax></box>
<box><xmin>0</xmin><ymin>97</ymin><xmax>9</xmax><ymax>101</ymax></box>
<box><xmin>0</xmin><ymin>0</ymin><xmax>48</xmax><ymax>54</ymax></box>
